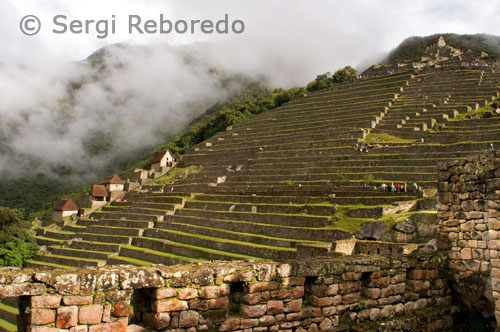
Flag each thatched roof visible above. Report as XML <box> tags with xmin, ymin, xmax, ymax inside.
<box><xmin>100</xmin><ymin>174</ymin><xmax>125</xmax><ymax>185</ymax></box>
<box><xmin>54</xmin><ymin>198</ymin><xmax>78</xmax><ymax>211</ymax></box>
<box><xmin>91</xmin><ymin>185</ymin><xmax>108</xmax><ymax>197</ymax></box>
<box><xmin>152</xmin><ymin>149</ymin><xmax>173</xmax><ymax>163</ymax></box>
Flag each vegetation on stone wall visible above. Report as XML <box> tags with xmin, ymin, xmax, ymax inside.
<box><xmin>0</xmin><ymin>207</ymin><xmax>37</xmax><ymax>267</ymax></box>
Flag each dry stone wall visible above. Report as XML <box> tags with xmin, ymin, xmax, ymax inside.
<box><xmin>437</xmin><ymin>150</ymin><xmax>500</xmax><ymax>329</ymax></box>
<box><xmin>0</xmin><ymin>256</ymin><xmax>452</xmax><ymax>332</ymax></box>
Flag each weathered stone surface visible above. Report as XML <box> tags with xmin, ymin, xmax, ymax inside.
<box><xmin>63</xmin><ymin>296</ymin><xmax>93</xmax><ymax>306</ymax></box>
<box><xmin>143</xmin><ymin>312</ymin><xmax>171</xmax><ymax>330</ymax></box>
<box><xmin>241</xmin><ymin>304</ymin><xmax>267</xmax><ymax>318</ymax></box>
<box><xmin>31</xmin><ymin>295</ymin><xmax>62</xmax><ymax>309</ymax></box>
<box><xmin>355</xmin><ymin>221</ymin><xmax>386</xmax><ymax>240</ymax></box>
<box><xmin>79</xmin><ymin>305</ymin><xmax>103</xmax><ymax>325</ymax></box>
<box><xmin>56</xmin><ymin>306</ymin><xmax>78</xmax><ymax>328</ymax></box>
<box><xmin>30</xmin><ymin>309</ymin><xmax>56</xmax><ymax>325</ymax></box>
<box><xmin>153</xmin><ymin>299</ymin><xmax>188</xmax><ymax>312</ymax></box>
<box><xmin>393</xmin><ymin>218</ymin><xmax>417</xmax><ymax>234</ymax></box>
<box><xmin>179</xmin><ymin>310</ymin><xmax>200</xmax><ymax>327</ymax></box>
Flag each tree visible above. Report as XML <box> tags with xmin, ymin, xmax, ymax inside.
<box><xmin>0</xmin><ymin>207</ymin><xmax>37</xmax><ymax>267</ymax></box>
<box><xmin>306</xmin><ymin>66</ymin><xmax>357</xmax><ymax>92</ymax></box>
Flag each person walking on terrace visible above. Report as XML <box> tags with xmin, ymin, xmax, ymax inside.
<box><xmin>490</xmin><ymin>143</ymin><xmax>494</xmax><ymax>151</ymax></box>
<box><xmin>404</xmin><ymin>182</ymin><xmax>408</xmax><ymax>193</ymax></box>
<box><xmin>381</xmin><ymin>183</ymin><xmax>387</xmax><ymax>192</ymax></box>
<box><xmin>413</xmin><ymin>182</ymin><xmax>418</xmax><ymax>192</ymax></box>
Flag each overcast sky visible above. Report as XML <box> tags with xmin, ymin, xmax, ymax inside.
<box><xmin>2</xmin><ymin>0</ymin><xmax>500</xmax><ymax>179</ymax></box>
<box><xmin>3</xmin><ymin>0</ymin><xmax>500</xmax><ymax>78</ymax></box>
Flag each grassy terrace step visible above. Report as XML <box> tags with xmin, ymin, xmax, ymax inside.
<box><xmin>194</xmin><ymin>166</ymin><xmax>438</xmax><ymax>177</ymax></box>
<box><xmin>223</xmin><ymin>106</ymin><xmax>385</xmax><ymax>127</ymax></box>
<box><xmin>110</xmin><ymin>201</ymin><xmax>133</xmax><ymax>207</ymax></box>
<box><xmin>203</xmin><ymin>138</ymin><xmax>361</xmax><ymax>154</ymax></box>
<box><xmin>235</xmin><ymin>107</ymin><xmax>386</xmax><ymax>128</ymax></box>
<box><xmin>78</xmin><ymin>218</ymin><xmax>153</xmax><ymax>229</ymax></box>
<box><xmin>184</xmin><ymin>200</ymin><xmax>335</xmax><ymax>216</ymax></box>
<box><xmin>49</xmin><ymin>246</ymin><xmax>115</xmax><ymax>260</ymax></box>
<box><xmin>129</xmin><ymin>202</ymin><xmax>177</xmax><ymax>210</ymax></box>
<box><xmin>33</xmin><ymin>254</ymin><xmax>104</xmax><ymax>268</ymax></box>
<box><xmin>163</xmin><ymin>221</ymin><xmax>325</xmax><ymax>248</ymax></box>
<box><xmin>102</xmin><ymin>206</ymin><xmax>171</xmax><ymax>216</ymax></box>
<box><xmin>273</xmin><ymin>97</ymin><xmax>395</xmax><ymax>114</ymax></box>
<box><xmin>161</xmin><ymin>215</ymin><xmax>349</xmax><ymax>242</ymax></box>
<box><xmin>91</xmin><ymin>212</ymin><xmax>161</xmax><ymax>222</ymax></box>
<box><xmin>0</xmin><ymin>302</ymin><xmax>18</xmax><ymax>326</ymax></box>
<box><xmin>35</xmin><ymin>236</ymin><xmax>64</xmax><ymax>246</ymax></box>
<box><xmin>116</xmin><ymin>245</ymin><xmax>203</xmax><ymax>266</ymax></box>
<box><xmin>227</xmin><ymin>111</ymin><xmax>382</xmax><ymax>131</ymax></box>
<box><xmin>37</xmin><ymin>229</ymin><xmax>76</xmax><ymax>240</ymax></box>
<box><xmin>107</xmin><ymin>255</ymin><xmax>153</xmax><ymax>266</ymax></box>
<box><xmin>183</xmin><ymin>146</ymin><xmax>480</xmax><ymax>165</ymax></box>
<box><xmin>203</xmin><ymin>159</ymin><xmax>440</xmax><ymax>169</ymax></box>
<box><xmin>175</xmin><ymin>208</ymin><xmax>331</xmax><ymax>227</ymax></box>
<box><xmin>116</xmin><ymin>207</ymin><xmax>171</xmax><ymax>216</ymax></box>
<box><xmin>24</xmin><ymin>259</ymin><xmax>72</xmax><ymax>270</ymax></box>
<box><xmin>125</xmin><ymin>193</ymin><xmax>186</xmax><ymax>204</ymax></box>
<box><xmin>196</xmin><ymin>142</ymin><xmax>360</xmax><ymax>157</ymax></box>
<box><xmin>213</xmin><ymin>130</ymin><xmax>363</xmax><ymax>147</ymax></box>
<box><xmin>193</xmin><ymin>126</ymin><xmax>372</xmax><ymax>146</ymax></box>
<box><xmin>212</xmin><ymin>132</ymin><xmax>363</xmax><ymax>148</ymax></box>
<box><xmin>185</xmin><ymin>172</ymin><xmax>435</xmax><ymax>184</ymax></box>
<box><xmin>79</xmin><ymin>233</ymin><xmax>132</xmax><ymax>245</ymax></box>
<box><xmin>0</xmin><ymin>317</ymin><xmax>17</xmax><ymax>332</ymax></box>
<box><xmin>133</xmin><ymin>236</ymin><xmax>261</xmax><ymax>261</ymax></box>
<box><xmin>191</xmin><ymin>194</ymin><xmax>415</xmax><ymax>206</ymax></box>
<box><xmin>68</xmin><ymin>240</ymin><xmax>121</xmax><ymax>253</ymax></box>
<box><xmin>65</xmin><ymin>225</ymin><xmax>144</xmax><ymax>237</ymax></box>
<box><xmin>284</xmin><ymin>82</ymin><xmax>406</xmax><ymax>102</ymax></box>
<box><xmin>142</xmin><ymin>228</ymin><xmax>294</xmax><ymax>260</ymax></box>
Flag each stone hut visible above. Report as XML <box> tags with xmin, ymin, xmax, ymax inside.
<box><xmin>426</xmin><ymin>35</ymin><xmax>446</xmax><ymax>51</ymax></box>
<box><xmin>52</xmin><ymin>198</ymin><xmax>78</xmax><ymax>222</ymax></box>
<box><xmin>91</xmin><ymin>184</ymin><xmax>108</xmax><ymax>202</ymax></box>
<box><xmin>100</xmin><ymin>174</ymin><xmax>125</xmax><ymax>192</ymax></box>
<box><xmin>151</xmin><ymin>149</ymin><xmax>174</xmax><ymax>171</ymax></box>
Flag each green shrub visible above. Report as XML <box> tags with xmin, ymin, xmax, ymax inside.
<box><xmin>0</xmin><ymin>207</ymin><xmax>37</xmax><ymax>267</ymax></box>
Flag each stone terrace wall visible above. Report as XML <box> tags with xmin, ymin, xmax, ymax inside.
<box><xmin>0</xmin><ymin>256</ymin><xmax>452</xmax><ymax>332</ymax></box>
<box><xmin>437</xmin><ymin>151</ymin><xmax>500</xmax><ymax>329</ymax></box>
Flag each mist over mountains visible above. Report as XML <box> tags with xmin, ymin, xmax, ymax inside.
<box><xmin>0</xmin><ymin>43</ymin><xmax>264</xmax><ymax>181</ymax></box>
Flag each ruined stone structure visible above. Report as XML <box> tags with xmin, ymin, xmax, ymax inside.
<box><xmin>437</xmin><ymin>151</ymin><xmax>500</xmax><ymax>329</ymax></box>
<box><xmin>1</xmin><ymin>255</ymin><xmax>452</xmax><ymax>332</ymax></box>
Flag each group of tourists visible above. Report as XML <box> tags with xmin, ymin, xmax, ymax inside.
<box><xmin>380</xmin><ymin>182</ymin><xmax>419</xmax><ymax>193</ymax></box>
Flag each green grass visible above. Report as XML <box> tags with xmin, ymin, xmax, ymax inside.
<box><xmin>0</xmin><ymin>302</ymin><xmax>18</xmax><ymax>315</ymax></box>
<box><xmin>330</xmin><ymin>215</ymin><xmax>371</xmax><ymax>234</ymax></box>
<box><xmin>109</xmin><ymin>256</ymin><xmax>153</xmax><ymax>266</ymax></box>
<box><xmin>122</xmin><ymin>245</ymin><xmax>204</xmax><ymax>263</ymax></box>
<box><xmin>0</xmin><ymin>317</ymin><xmax>17</xmax><ymax>332</ymax></box>
<box><xmin>146</xmin><ymin>166</ymin><xmax>203</xmax><ymax>186</ymax></box>
<box><xmin>181</xmin><ymin>208</ymin><xmax>330</xmax><ymax>219</ymax></box>
<box><xmin>140</xmin><ymin>236</ymin><xmax>262</xmax><ymax>260</ymax></box>
<box><xmin>157</xmin><ymin>228</ymin><xmax>296</xmax><ymax>252</ymax></box>
<box><xmin>363</xmin><ymin>133</ymin><xmax>416</xmax><ymax>144</ymax></box>
<box><xmin>190</xmin><ymin>198</ymin><xmax>333</xmax><ymax>207</ymax></box>
<box><xmin>24</xmin><ymin>259</ymin><xmax>72</xmax><ymax>269</ymax></box>
<box><xmin>170</xmin><ymin>221</ymin><xmax>327</xmax><ymax>245</ymax></box>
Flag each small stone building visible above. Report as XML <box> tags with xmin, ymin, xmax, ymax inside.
<box><xmin>100</xmin><ymin>174</ymin><xmax>125</xmax><ymax>192</ymax></box>
<box><xmin>426</xmin><ymin>35</ymin><xmax>446</xmax><ymax>50</ymax></box>
<box><xmin>151</xmin><ymin>149</ymin><xmax>174</xmax><ymax>171</ymax></box>
<box><xmin>91</xmin><ymin>184</ymin><xmax>108</xmax><ymax>202</ymax></box>
<box><xmin>52</xmin><ymin>198</ymin><xmax>78</xmax><ymax>222</ymax></box>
